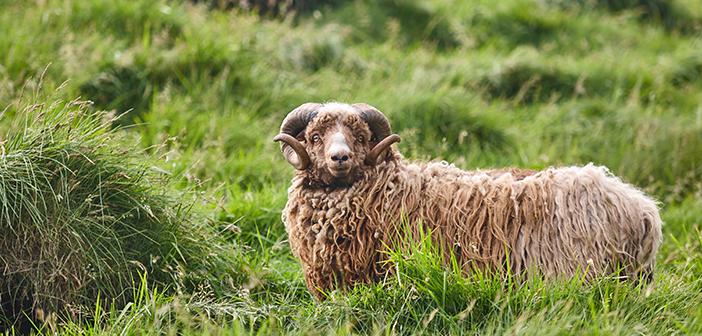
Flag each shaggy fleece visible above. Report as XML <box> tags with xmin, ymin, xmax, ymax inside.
<box><xmin>283</xmin><ymin>157</ymin><xmax>662</xmax><ymax>298</ymax></box>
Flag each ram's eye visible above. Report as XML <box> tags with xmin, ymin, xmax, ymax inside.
<box><xmin>356</xmin><ymin>136</ymin><xmax>365</xmax><ymax>144</ymax></box>
<box><xmin>311</xmin><ymin>134</ymin><xmax>321</xmax><ymax>143</ymax></box>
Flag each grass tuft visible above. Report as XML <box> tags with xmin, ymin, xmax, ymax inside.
<box><xmin>0</xmin><ymin>91</ymin><xmax>243</xmax><ymax>330</ymax></box>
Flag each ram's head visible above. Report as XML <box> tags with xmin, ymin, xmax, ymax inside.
<box><xmin>274</xmin><ymin>102</ymin><xmax>401</xmax><ymax>186</ymax></box>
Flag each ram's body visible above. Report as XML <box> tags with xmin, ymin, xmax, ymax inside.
<box><xmin>275</xmin><ymin>102</ymin><xmax>662</xmax><ymax>299</ymax></box>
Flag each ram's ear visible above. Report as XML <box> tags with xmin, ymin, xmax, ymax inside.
<box><xmin>274</xmin><ymin>134</ymin><xmax>310</xmax><ymax>170</ymax></box>
<box><xmin>274</xmin><ymin>103</ymin><xmax>321</xmax><ymax>170</ymax></box>
<box><xmin>365</xmin><ymin>134</ymin><xmax>400</xmax><ymax>165</ymax></box>
<box><xmin>352</xmin><ymin>103</ymin><xmax>400</xmax><ymax>165</ymax></box>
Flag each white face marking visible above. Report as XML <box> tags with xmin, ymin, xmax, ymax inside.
<box><xmin>328</xmin><ymin>131</ymin><xmax>350</xmax><ymax>155</ymax></box>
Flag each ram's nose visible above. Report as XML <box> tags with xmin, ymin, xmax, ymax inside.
<box><xmin>328</xmin><ymin>132</ymin><xmax>352</xmax><ymax>165</ymax></box>
<box><xmin>331</xmin><ymin>152</ymin><xmax>350</xmax><ymax>163</ymax></box>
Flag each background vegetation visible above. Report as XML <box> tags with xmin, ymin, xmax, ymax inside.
<box><xmin>1</xmin><ymin>0</ymin><xmax>701</xmax><ymax>334</ymax></box>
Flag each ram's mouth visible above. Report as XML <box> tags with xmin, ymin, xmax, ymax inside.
<box><xmin>329</xmin><ymin>166</ymin><xmax>351</xmax><ymax>178</ymax></box>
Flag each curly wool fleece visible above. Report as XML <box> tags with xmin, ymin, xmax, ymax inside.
<box><xmin>283</xmin><ymin>155</ymin><xmax>662</xmax><ymax>299</ymax></box>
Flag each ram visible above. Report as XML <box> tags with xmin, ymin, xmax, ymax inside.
<box><xmin>274</xmin><ymin>102</ymin><xmax>662</xmax><ymax>299</ymax></box>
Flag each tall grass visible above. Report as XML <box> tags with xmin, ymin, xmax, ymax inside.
<box><xmin>0</xmin><ymin>88</ymin><xmax>244</xmax><ymax>330</ymax></box>
<box><xmin>24</xmin><ymin>218</ymin><xmax>702</xmax><ymax>335</ymax></box>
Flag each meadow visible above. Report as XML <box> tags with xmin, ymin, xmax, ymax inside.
<box><xmin>1</xmin><ymin>0</ymin><xmax>702</xmax><ymax>334</ymax></box>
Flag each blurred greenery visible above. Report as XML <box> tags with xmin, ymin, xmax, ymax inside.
<box><xmin>1</xmin><ymin>0</ymin><xmax>701</xmax><ymax>334</ymax></box>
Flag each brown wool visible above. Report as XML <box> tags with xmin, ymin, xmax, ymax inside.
<box><xmin>278</xmin><ymin>103</ymin><xmax>662</xmax><ymax>299</ymax></box>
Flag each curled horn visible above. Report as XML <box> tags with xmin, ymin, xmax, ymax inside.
<box><xmin>273</xmin><ymin>103</ymin><xmax>321</xmax><ymax>170</ymax></box>
<box><xmin>352</xmin><ymin>103</ymin><xmax>401</xmax><ymax>166</ymax></box>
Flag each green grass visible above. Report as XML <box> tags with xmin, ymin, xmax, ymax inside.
<box><xmin>1</xmin><ymin>0</ymin><xmax>701</xmax><ymax>334</ymax></box>
<box><xmin>0</xmin><ymin>89</ymin><xmax>246</xmax><ymax>331</ymax></box>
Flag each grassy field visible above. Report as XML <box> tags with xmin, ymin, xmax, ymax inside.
<box><xmin>1</xmin><ymin>0</ymin><xmax>702</xmax><ymax>334</ymax></box>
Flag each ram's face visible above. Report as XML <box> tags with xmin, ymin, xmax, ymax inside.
<box><xmin>304</xmin><ymin>109</ymin><xmax>373</xmax><ymax>186</ymax></box>
<box><xmin>274</xmin><ymin>102</ymin><xmax>401</xmax><ymax>187</ymax></box>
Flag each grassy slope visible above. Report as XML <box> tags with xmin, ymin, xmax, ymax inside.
<box><xmin>1</xmin><ymin>0</ymin><xmax>702</xmax><ymax>334</ymax></box>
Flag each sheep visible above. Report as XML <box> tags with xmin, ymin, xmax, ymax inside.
<box><xmin>273</xmin><ymin>102</ymin><xmax>663</xmax><ymax>299</ymax></box>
